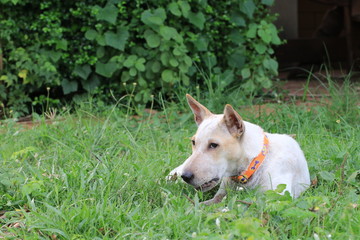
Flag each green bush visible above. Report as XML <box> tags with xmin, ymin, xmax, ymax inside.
<box><xmin>0</xmin><ymin>0</ymin><xmax>281</xmax><ymax>117</ymax></box>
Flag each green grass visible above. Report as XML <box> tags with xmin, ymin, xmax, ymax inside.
<box><xmin>0</xmin><ymin>83</ymin><xmax>359</xmax><ymax>239</ymax></box>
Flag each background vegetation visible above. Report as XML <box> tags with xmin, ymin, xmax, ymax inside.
<box><xmin>1</xmin><ymin>0</ymin><xmax>359</xmax><ymax>239</ymax></box>
<box><xmin>0</xmin><ymin>0</ymin><xmax>280</xmax><ymax>117</ymax></box>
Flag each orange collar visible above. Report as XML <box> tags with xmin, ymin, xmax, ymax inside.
<box><xmin>231</xmin><ymin>133</ymin><xmax>269</xmax><ymax>184</ymax></box>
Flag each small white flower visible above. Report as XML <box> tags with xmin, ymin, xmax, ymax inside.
<box><xmin>215</xmin><ymin>218</ymin><xmax>220</xmax><ymax>228</ymax></box>
<box><xmin>236</xmin><ymin>186</ymin><xmax>244</xmax><ymax>191</ymax></box>
<box><xmin>191</xmin><ymin>232</ymin><xmax>197</xmax><ymax>238</ymax></box>
<box><xmin>313</xmin><ymin>233</ymin><xmax>320</xmax><ymax>240</ymax></box>
<box><xmin>221</xmin><ymin>207</ymin><xmax>229</xmax><ymax>213</ymax></box>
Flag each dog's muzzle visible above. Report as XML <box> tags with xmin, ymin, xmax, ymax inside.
<box><xmin>195</xmin><ymin>178</ymin><xmax>220</xmax><ymax>192</ymax></box>
<box><xmin>181</xmin><ymin>171</ymin><xmax>194</xmax><ymax>184</ymax></box>
<box><xmin>181</xmin><ymin>171</ymin><xmax>220</xmax><ymax>192</ymax></box>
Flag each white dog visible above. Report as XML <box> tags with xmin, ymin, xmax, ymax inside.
<box><xmin>168</xmin><ymin>94</ymin><xmax>310</xmax><ymax>205</ymax></box>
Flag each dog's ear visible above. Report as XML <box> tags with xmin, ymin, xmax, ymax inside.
<box><xmin>223</xmin><ymin>104</ymin><xmax>245</xmax><ymax>138</ymax></box>
<box><xmin>186</xmin><ymin>94</ymin><xmax>212</xmax><ymax>126</ymax></box>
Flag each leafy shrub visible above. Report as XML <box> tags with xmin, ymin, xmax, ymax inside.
<box><xmin>0</xmin><ymin>0</ymin><xmax>281</xmax><ymax>117</ymax></box>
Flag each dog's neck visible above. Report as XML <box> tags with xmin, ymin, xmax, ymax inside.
<box><xmin>238</xmin><ymin>121</ymin><xmax>265</xmax><ymax>166</ymax></box>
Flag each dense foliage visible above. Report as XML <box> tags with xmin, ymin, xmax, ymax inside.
<box><xmin>0</xmin><ymin>0</ymin><xmax>280</xmax><ymax>117</ymax></box>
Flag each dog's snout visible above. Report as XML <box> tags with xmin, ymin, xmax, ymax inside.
<box><xmin>181</xmin><ymin>171</ymin><xmax>194</xmax><ymax>183</ymax></box>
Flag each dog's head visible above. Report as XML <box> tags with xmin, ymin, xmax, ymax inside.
<box><xmin>180</xmin><ymin>94</ymin><xmax>245</xmax><ymax>192</ymax></box>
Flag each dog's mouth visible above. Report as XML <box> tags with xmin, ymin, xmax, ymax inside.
<box><xmin>195</xmin><ymin>178</ymin><xmax>220</xmax><ymax>192</ymax></box>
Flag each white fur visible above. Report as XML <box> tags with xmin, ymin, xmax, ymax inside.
<box><xmin>167</xmin><ymin>96</ymin><xmax>310</xmax><ymax>204</ymax></box>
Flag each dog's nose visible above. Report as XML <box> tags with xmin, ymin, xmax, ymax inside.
<box><xmin>181</xmin><ymin>171</ymin><xmax>194</xmax><ymax>183</ymax></box>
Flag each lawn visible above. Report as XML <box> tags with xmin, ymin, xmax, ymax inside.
<box><xmin>0</xmin><ymin>84</ymin><xmax>359</xmax><ymax>239</ymax></box>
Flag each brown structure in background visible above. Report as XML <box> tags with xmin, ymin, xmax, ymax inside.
<box><xmin>273</xmin><ymin>0</ymin><xmax>360</xmax><ymax>70</ymax></box>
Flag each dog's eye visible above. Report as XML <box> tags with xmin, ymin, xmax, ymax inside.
<box><xmin>192</xmin><ymin>140</ymin><xmax>195</xmax><ymax>146</ymax></box>
<box><xmin>209</xmin><ymin>143</ymin><xmax>219</xmax><ymax>149</ymax></box>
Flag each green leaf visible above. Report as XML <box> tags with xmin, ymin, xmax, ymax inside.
<box><xmin>109</xmin><ymin>55</ymin><xmax>125</xmax><ymax>64</ymax></box>
<box><xmin>254</xmin><ymin>43</ymin><xmax>267</xmax><ymax>54</ymax></box>
<box><xmin>141</xmin><ymin>8</ymin><xmax>166</xmax><ymax>28</ymax></box>
<box><xmin>81</xmin><ymin>74</ymin><xmax>100</xmax><ymax>92</ymax></box>
<box><xmin>241</xmin><ymin>68</ymin><xmax>251</xmax><ymax>79</ymax></box>
<box><xmin>319</xmin><ymin>171</ymin><xmax>335</xmax><ymax>181</ymax></box>
<box><xmin>124</xmin><ymin>55</ymin><xmax>138</xmax><ymax>68</ymax></box>
<box><xmin>160</xmin><ymin>52</ymin><xmax>170</xmax><ymax>66</ymax></box>
<box><xmin>95</xmin><ymin>62</ymin><xmax>118</xmax><ymax>78</ymax></box>
<box><xmin>21</xmin><ymin>181</ymin><xmax>42</xmax><ymax>196</ymax></box>
<box><xmin>61</xmin><ymin>79</ymin><xmax>78</xmax><ymax>95</ymax></box>
<box><xmin>220</xmin><ymin>70</ymin><xmax>234</xmax><ymax>87</ymax></box>
<box><xmin>96</xmin><ymin>47</ymin><xmax>105</xmax><ymax>58</ymax></box>
<box><xmin>168</xmin><ymin>2</ymin><xmax>182</xmax><ymax>16</ymax></box>
<box><xmin>42</xmin><ymin>50</ymin><xmax>61</xmax><ymax>62</ymax></box>
<box><xmin>202</xmin><ymin>53</ymin><xmax>216</xmax><ymax>69</ymax></box>
<box><xmin>262</xmin><ymin>78</ymin><xmax>272</xmax><ymax>89</ymax></box>
<box><xmin>275</xmin><ymin>184</ymin><xmax>287</xmax><ymax>193</ymax></box>
<box><xmin>181</xmin><ymin>74</ymin><xmax>190</xmax><ymax>85</ymax></box>
<box><xmin>246</xmin><ymin>23</ymin><xmax>257</xmax><ymax>38</ymax></box>
<box><xmin>193</xmin><ymin>35</ymin><xmax>209</xmax><ymax>51</ymax></box>
<box><xmin>138</xmin><ymin>77</ymin><xmax>147</xmax><ymax>87</ymax></box>
<box><xmin>230</xmin><ymin>11</ymin><xmax>246</xmax><ymax>27</ymax></box>
<box><xmin>240</xmin><ymin>0</ymin><xmax>256</xmax><ymax>18</ymax></box>
<box><xmin>183</xmin><ymin>55</ymin><xmax>192</xmax><ymax>66</ymax></box>
<box><xmin>282</xmin><ymin>207</ymin><xmax>317</xmax><ymax>219</ymax></box>
<box><xmin>242</xmin><ymin>79</ymin><xmax>255</xmax><ymax>92</ymax></box>
<box><xmin>178</xmin><ymin>1</ymin><xmax>191</xmax><ymax>18</ymax></box>
<box><xmin>135</xmin><ymin>58</ymin><xmax>146</xmax><ymax>72</ymax></box>
<box><xmin>179</xmin><ymin>63</ymin><xmax>189</xmax><ymax>73</ymax></box>
<box><xmin>263</xmin><ymin>58</ymin><xmax>278</xmax><ymax>74</ymax></box>
<box><xmin>151</xmin><ymin>61</ymin><xmax>161</xmax><ymax>73</ymax></box>
<box><xmin>144</xmin><ymin>30</ymin><xmax>161</xmax><ymax>48</ymax></box>
<box><xmin>85</xmin><ymin>29</ymin><xmax>98</xmax><ymax>41</ymax></box>
<box><xmin>229</xmin><ymin>30</ymin><xmax>245</xmax><ymax>44</ymax></box>
<box><xmin>96</xmin><ymin>34</ymin><xmax>106</xmax><ymax>46</ymax></box>
<box><xmin>261</xmin><ymin>0</ymin><xmax>274</xmax><ymax>6</ymax></box>
<box><xmin>121</xmin><ymin>71</ymin><xmax>130</xmax><ymax>82</ymax></box>
<box><xmin>159</xmin><ymin>26</ymin><xmax>178</xmax><ymax>41</ymax></box>
<box><xmin>145</xmin><ymin>68</ymin><xmax>155</xmax><ymax>79</ymax></box>
<box><xmin>169</xmin><ymin>58</ymin><xmax>179</xmax><ymax>67</ymax></box>
<box><xmin>104</xmin><ymin>28</ymin><xmax>129</xmax><ymax>51</ymax></box>
<box><xmin>96</xmin><ymin>4</ymin><xmax>118</xmax><ymax>24</ymax></box>
<box><xmin>56</xmin><ymin>39</ymin><xmax>68</xmax><ymax>51</ymax></box>
<box><xmin>18</xmin><ymin>69</ymin><xmax>27</xmax><ymax>80</ymax></box>
<box><xmin>129</xmin><ymin>67</ymin><xmax>137</xmax><ymax>77</ymax></box>
<box><xmin>347</xmin><ymin>170</ymin><xmax>359</xmax><ymax>183</ymax></box>
<box><xmin>228</xmin><ymin>50</ymin><xmax>245</xmax><ymax>69</ymax></box>
<box><xmin>268</xmin><ymin>23</ymin><xmax>281</xmax><ymax>45</ymax></box>
<box><xmin>258</xmin><ymin>29</ymin><xmax>272</xmax><ymax>43</ymax></box>
<box><xmin>73</xmin><ymin>65</ymin><xmax>91</xmax><ymax>80</ymax></box>
<box><xmin>161</xmin><ymin>69</ymin><xmax>175</xmax><ymax>82</ymax></box>
<box><xmin>188</xmin><ymin>12</ymin><xmax>205</xmax><ymax>30</ymax></box>
<box><xmin>173</xmin><ymin>47</ymin><xmax>183</xmax><ymax>56</ymax></box>
<box><xmin>135</xmin><ymin>92</ymin><xmax>142</xmax><ymax>102</ymax></box>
